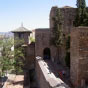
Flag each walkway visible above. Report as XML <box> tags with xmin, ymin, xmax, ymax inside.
<box><xmin>45</xmin><ymin>60</ymin><xmax>74</xmax><ymax>88</ymax></box>
<box><xmin>3</xmin><ymin>74</ymin><xmax>24</xmax><ymax>88</ymax></box>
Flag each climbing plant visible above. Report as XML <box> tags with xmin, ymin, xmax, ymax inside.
<box><xmin>74</xmin><ymin>0</ymin><xmax>88</xmax><ymax>26</ymax></box>
<box><xmin>51</xmin><ymin>8</ymin><xmax>63</xmax><ymax>47</ymax></box>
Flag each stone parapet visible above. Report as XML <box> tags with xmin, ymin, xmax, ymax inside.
<box><xmin>35</xmin><ymin>56</ymin><xmax>70</xmax><ymax>88</ymax></box>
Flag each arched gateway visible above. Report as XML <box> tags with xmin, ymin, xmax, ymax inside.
<box><xmin>43</xmin><ymin>48</ymin><xmax>51</xmax><ymax>60</ymax></box>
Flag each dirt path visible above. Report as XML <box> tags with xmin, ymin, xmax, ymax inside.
<box><xmin>3</xmin><ymin>74</ymin><xmax>24</xmax><ymax>88</ymax></box>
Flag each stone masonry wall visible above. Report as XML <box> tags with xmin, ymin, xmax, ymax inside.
<box><xmin>49</xmin><ymin>6</ymin><xmax>76</xmax><ymax>66</ymax></box>
<box><xmin>70</xmin><ymin>27</ymin><xmax>79</xmax><ymax>87</ymax></box>
<box><xmin>71</xmin><ymin>27</ymin><xmax>88</xmax><ymax>87</ymax></box>
<box><xmin>35</xmin><ymin>29</ymin><xmax>50</xmax><ymax>57</ymax></box>
<box><xmin>35</xmin><ymin>29</ymin><xmax>58</xmax><ymax>62</ymax></box>
<box><xmin>26</xmin><ymin>43</ymin><xmax>35</xmax><ymax>70</ymax></box>
<box><xmin>50</xmin><ymin>6</ymin><xmax>76</xmax><ymax>34</ymax></box>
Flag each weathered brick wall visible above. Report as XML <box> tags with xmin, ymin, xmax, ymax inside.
<box><xmin>35</xmin><ymin>29</ymin><xmax>50</xmax><ymax>57</ymax></box>
<box><xmin>49</xmin><ymin>6</ymin><xmax>76</xmax><ymax>66</ymax></box>
<box><xmin>50</xmin><ymin>6</ymin><xmax>76</xmax><ymax>34</ymax></box>
<box><xmin>35</xmin><ymin>29</ymin><xmax>58</xmax><ymax>62</ymax></box>
<box><xmin>26</xmin><ymin>43</ymin><xmax>35</xmax><ymax>70</ymax></box>
<box><xmin>70</xmin><ymin>27</ymin><xmax>79</xmax><ymax>87</ymax></box>
<box><xmin>71</xmin><ymin>27</ymin><xmax>88</xmax><ymax>87</ymax></box>
<box><xmin>24</xmin><ymin>43</ymin><xmax>35</xmax><ymax>87</ymax></box>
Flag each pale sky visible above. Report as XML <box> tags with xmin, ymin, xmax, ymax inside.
<box><xmin>0</xmin><ymin>0</ymin><xmax>88</xmax><ymax>32</ymax></box>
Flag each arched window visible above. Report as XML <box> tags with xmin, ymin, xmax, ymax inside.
<box><xmin>43</xmin><ymin>48</ymin><xmax>51</xmax><ymax>60</ymax></box>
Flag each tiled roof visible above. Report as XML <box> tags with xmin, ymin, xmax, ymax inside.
<box><xmin>12</xmin><ymin>25</ymin><xmax>31</xmax><ymax>33</ymax></box>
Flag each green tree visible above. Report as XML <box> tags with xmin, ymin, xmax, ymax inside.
<box><xmin>29</xmin><ymin>36</ymin><xmax>35</xmax><ymax>43</ymax></box>
<box><xmin>0</xmin><ymin>36</ymin><xmax>26</xmax><ymax>86</ymax></box>
<box><xmin>0</xmin><ymin>37</ymin><xmax>14</xmax><ymax>77</ymax></box>
<box><xmin>13</xmin><ymin>38</ymin><xmax>25</xmax><ymax>74</ymax></box>
<box><xmin>76</xmin><ymin>0</ymin><xmax>86</xmax><ymax>8</ymax></box>
<box><xmin>0</xmin><ymin>37</ymin><xmax>25</xmax><ymax>76</ymax></box>
<box><xmin>74</xmin><ymin>0</ymin><xmax>88</xmax><ymax>26</ymax></box>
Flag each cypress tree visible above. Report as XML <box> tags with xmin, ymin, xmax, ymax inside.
<box><xmin>74</xmin><ymin>0</ymin><xmax>88</xmax><ymax>26</ymax></box>
<box><xmin>76</xmin><ymin>0</ymin><xmax>86</xmax><ymax>8</ymax></box>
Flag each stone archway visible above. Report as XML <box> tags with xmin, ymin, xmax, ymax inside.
<box><xmin>43</xmin><ymin>48</ymin><xmax>51</xmax><ymax>60</ymax></box>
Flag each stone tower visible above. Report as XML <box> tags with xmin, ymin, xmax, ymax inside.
<box><xmin>12</xmin><ymin>25</ymin><xmax>32</xmax><ymax>87</ymax></box>
<box><xmin>12</xmin><ymin>24</ymin><xmax>31</xmax><ymax>45</ymax></box>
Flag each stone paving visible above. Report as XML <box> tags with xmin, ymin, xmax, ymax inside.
<box><xmin>3</xmin><ymin>74</ymin><xmax>24</xmax><ymax>88</ymax></box>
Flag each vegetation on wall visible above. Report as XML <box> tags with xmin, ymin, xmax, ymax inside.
<box><xmin>66</xmin><ymin>0</ymin><xmax>88</xmax><ymax>68</ymax></box>
<box><xmin>29</xmin><ymin>36</ymin><xmax>35</xmax><ymax>43</ymax></box>
<box><xmin>51</xmin><ymin>8</ymin><xmax>63</xmax><ymax>47</ymax></box>
<box><xmin>74</xmin><ymin>0</ymin><xmax>88</xmax><ymax>26</ymax></box>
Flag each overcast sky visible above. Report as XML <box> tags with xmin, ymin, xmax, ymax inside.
<box><xmin>0</xmin><ymin>0</ymin><xmax>88</xmax><ymax>32</ymax></box>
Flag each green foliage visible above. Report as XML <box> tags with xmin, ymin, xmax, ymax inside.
<box><xmin>0</xmin><ymin>38</ymin><xmax>14</xmax><ymax>76</ymax></box>
<box><xmin>76</xmin><ymin>0</ymin><xmax>86</xmax><ymax>8</ymax></box>
<box><xmin>51</xmin><ymin>8</ymin><xmax>63</xmax><ymax>47</ymax></box>
<box><xmin>74</xmin><ymin>0</ymin><xmax>88</xmax><ymax>26</ymax></box>
<box><xmin>0</xmin><ymin>37</ymin><xmax>25</xmax><ymax>76</ymax></box>
<box><xmin>13</xmin><ymin>38</ymin><xmax>25</xmax><ymax>74</ymax></box>
<box><xmin>14</xmin><ymin>37</ymin><xmax>24</xmax><ymax>47</ymax></box>
<box><xmin>30</xmin><ymin>36</ymin><xmax>35</xmax><ymax>43</ymax></box>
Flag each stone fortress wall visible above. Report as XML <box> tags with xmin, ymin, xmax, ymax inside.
<box><xmin>35</xmin><ymin>6</ymin><xmax>88</xmax><ymax>88</ymax></box>
<box><xmin>49</xmin><ymin>6</ymin><xmax>76</xmax><ymax>65</ymax></box>
<box><xmin>35</xmin><ymin>29</ymin><xmax>58</xmax><ymax>63</ymax></box>
<box><xmin>71</xmin><ymin>27</ymin><xmax>88</xmax><ymax>87</ymax></box>
<box><xmin>34</xmin><ymin>6</ymin><xmax>77</xmax><ymax>88</ymax></box>
<box><xmin>50</xmin><ymin>6</ymin><xmax>76</xmax><ymax>34</ymax></box>
<box><xmin>35</xmin><ymin>6</ymin><xmax>77</xmax><ymax>65</ymax></box>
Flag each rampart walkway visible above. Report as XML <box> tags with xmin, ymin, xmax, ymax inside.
<box><xmin>36</xmin><ymin>56</ymin><xmax>70</xmax><ymax>88</ymax></box>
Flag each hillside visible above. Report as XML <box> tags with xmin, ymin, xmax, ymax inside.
<box><xmin>0</xmin><ymin>32</ymin><xmax>13</xmax><ymax>38</ymax></box>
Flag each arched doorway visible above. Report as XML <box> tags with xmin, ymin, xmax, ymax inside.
<box><xmin>85</xmin><ymin>79</ymin><xmax>88</xmax><ymax>87</ymax></box>
<box><xmin>43</xmin><ymin>48</ymin><xmax>51</xmax><ymax>60</ymax></box>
